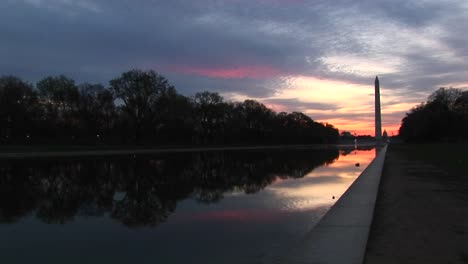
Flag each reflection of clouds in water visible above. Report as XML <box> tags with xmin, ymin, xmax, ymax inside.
<box><xmin>267</xmin><ymin>149</ymin><xmax>376</xmax><ymax>212</ymax></box>
<box><xmin>313</xmin><ymin>149</ymin><xmax>376</xmax><ymax>179</ymax></box>
<box><xmin>268</xmin><ymin>181</ymin><xmax>346</xmax><ymax>212</ymax></box>
<box><xmin>274</xmin><ymin>175</ymin><xmax>343</xmax><ymax>188</ymax></box>
<box><xmin>335</xmin><ymin>149</ymin><xmax>376</xmax><ymax>165</ymax></box>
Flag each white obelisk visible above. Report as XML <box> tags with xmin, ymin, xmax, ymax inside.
<box><xmin>375</xmin><ymin>76</ymin><xmax>382</xmax><ymax>140</ymax></box>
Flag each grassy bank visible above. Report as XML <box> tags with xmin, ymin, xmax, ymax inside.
<box><xmin>365</xmin><ymin>143</ymin><xmax>468</xmax><ymax>263</ymax></box>
<box><xmin>391</xmin><ymin>142</ymin><xmax>468</xmax><ymax>176</ymax></box>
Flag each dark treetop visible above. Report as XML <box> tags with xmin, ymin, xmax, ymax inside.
<box><xmin>399</xmin><ymin>87</ymin><xmax>468</xmax><ymax>142</ymax></box>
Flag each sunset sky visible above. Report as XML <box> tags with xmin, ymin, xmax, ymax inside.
<box><xmin>1</xmin><ymin>0</ymin><xmax>468</xmax><ymax>135</ymax></box>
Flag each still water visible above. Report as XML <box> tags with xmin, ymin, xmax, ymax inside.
<box><xmin>0</xmin><ymin>147</ymin><xmax>375</xmax><ymax>263</ymax></box>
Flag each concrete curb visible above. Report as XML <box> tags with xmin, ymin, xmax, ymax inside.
<box><xmin>285</xmin><ymin>145</ymin><xmax>388</xmax><ymax>264</ymax></box>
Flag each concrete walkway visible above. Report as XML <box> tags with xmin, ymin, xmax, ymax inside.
<box><xmin>284</xmin><ymin>145</ymin><xmax>388</xmax><ymax>264</ymax></box>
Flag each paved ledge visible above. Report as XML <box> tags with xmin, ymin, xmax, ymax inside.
<box><xmin>284</xmin><ymin>145</ymin><xmax>388</xmax><ymax>264</ymax></box>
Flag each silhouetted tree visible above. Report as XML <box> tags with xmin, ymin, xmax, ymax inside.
<box><xmin>77</xmin><ymin>83</ymin><xmax>116</xmax><ymax>143</ymax></box>
<box><xmin>454</xmin><ymin>91</ymin><xmax>468</xmax><ymax>111</ymax></box>
<box><xmin>0</xmin><ymin>70</ymin><xmax>340</xmax><ymax>145</ymax></box>
<box><xmin>110</xmin><ymin>69</ymin><xmax>175</xmax><ymax>143</ymax></box>
<box><xmin>428</xmin><ymin>87</ymin><xmax>462</xmax><ymax>109</ymax></box>
<box><xmin>235</xmin><ymin>100</ymin><xmax>275</xmax><ymax>143</ymax></box>
<box><xmin>0</xmin><ymin>76</ymin><xmax>39</xmax><ymax>143</ymax></box>
<box><xmin>154</xmin><ymin>90</ymin><xmax>195</xmax><ymax>144</ymax></box>
<box><xmin>193</xmin><ymin>91</ymin><xmax>229</xmax><ymax>143</ymax></box>
<box><xmin>37</xmin><ymin>75</ymin><xmax>80</xmax><ymax>141</ymax></box>
<box><xmin>399</xmin><ymin>87</ymin><xmax>468</xmax><ymax>142</ymax></box>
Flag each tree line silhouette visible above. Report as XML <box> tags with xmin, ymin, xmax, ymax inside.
<box><xmin>0</xmin><ymin>70</ymin><xmax>339</xmax><ymax>145</ymax></box>
<box><xmin>399</xmin><ymin>87</ymin><xmax>468</xmax><ymax>142</ymax></box>
<box><xmin>0</xmin><ymin>149</ymin><xmax>340</xmax><ymax>227</ymax></box>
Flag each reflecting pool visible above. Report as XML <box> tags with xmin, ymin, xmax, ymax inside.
<box><xmin>0</xmin><ymin>147</ymin><xmax>375</xmax><ymax>263</ymax></box>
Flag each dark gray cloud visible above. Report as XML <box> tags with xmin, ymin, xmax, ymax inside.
<box><xmin>355</xmin><ymin>0</ymin><xmax>450</xmax><ymax>26</ymax></box>
<box><xmin>0</xmin><ymin>0</ymin><xmax>317</xmax><ymax>83</ymax></box>
<box><xmin>165</xmin><ymin>73</ymin><xmax>280</xmax><ymax>98</ymax></box>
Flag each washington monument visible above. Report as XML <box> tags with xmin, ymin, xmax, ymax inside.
<box><xmin>375</xmin><ymin>76</ymin><xmax>382</xmax><ymax>140</ymax></box>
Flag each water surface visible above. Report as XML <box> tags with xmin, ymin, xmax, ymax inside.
<box><xmin>0</xmin><ymin>147</ymin><xmax>375</xmax><ymax>263</ymax></box>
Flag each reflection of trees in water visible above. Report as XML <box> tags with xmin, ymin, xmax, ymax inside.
<box><xmin>0</xmin><ymin>149</ymin><xmax>338</xmax><ymax>227</ymax></box>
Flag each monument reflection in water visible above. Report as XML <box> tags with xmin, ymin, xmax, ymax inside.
<box><xmin>0</xmin><ymin>147</ymin><xmax>375</xmax><ymax>264</ymax></box>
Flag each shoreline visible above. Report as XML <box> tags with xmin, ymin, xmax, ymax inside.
<box><xmin>0</xmin><ymin>143</ymin><xmax>377</xmax><ymax>159</ymax></box>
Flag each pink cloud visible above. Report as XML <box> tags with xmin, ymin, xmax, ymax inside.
<box><xmin>166</xmin><ymin>65</ymin><xmax>284</xmax><ymax>79</ymax></box>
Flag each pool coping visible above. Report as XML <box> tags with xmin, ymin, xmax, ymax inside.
<box><xmin>284</xmin><ymin>144</ymin><xmax>388</xmax><ymax>264</ymax></box>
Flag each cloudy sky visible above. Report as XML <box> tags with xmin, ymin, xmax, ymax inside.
<box><xmin>2</xmin><ymin>0</ymin><xmax>468</xmax><ymax>135</ymax></box>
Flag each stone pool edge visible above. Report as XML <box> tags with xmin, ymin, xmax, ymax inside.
<box><xmin>285</xmin><ymin>144</ymin><xmax>388</xmax><ymax>264</ymax></box>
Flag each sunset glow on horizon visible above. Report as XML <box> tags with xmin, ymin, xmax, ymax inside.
<box><xmin>217</xmin><ymin>73</ymin><xmax>407</xmax><ymax>135</ymax></box>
